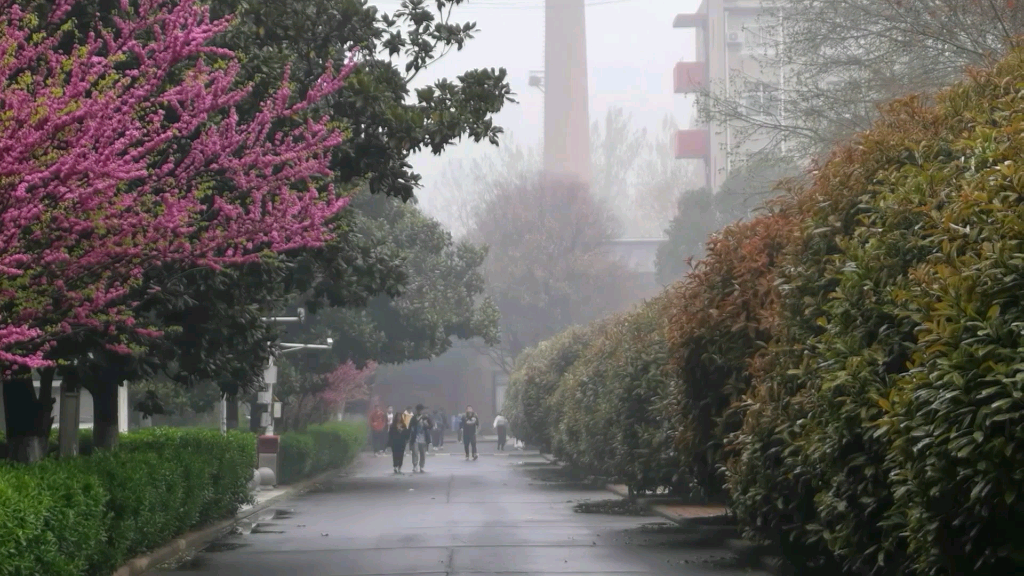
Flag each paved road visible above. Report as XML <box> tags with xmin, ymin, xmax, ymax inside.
<box><xmin>153</xmin><ymin>451</ymin><xmax>764</xmax><ymax>576</ymax></box>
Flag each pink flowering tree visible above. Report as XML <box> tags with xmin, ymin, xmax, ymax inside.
<box><xmin>0</xmin><ymin>0</ymin><xmax>356</xmax><ymax>460</ymax></box>
<box><xmin>320</xmin><ymin>360</ymin><xmax>377</xmax><ymax>417</ymax></box>
<box><xmin>278</xmin><ymin>359</ymin><xmax>376</xmax><ymax>431</ymax></box>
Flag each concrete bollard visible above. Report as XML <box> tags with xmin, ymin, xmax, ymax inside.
<box><xmin>257</xmin><ymin>466</ymin><xmax>276</xmax><ymax>487</ymax></box>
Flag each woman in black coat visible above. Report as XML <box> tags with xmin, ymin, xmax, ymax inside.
<box><xmin>388</xmin><ymin>416</ymin><xmax>409</xmax><ymax>474</ymax></box>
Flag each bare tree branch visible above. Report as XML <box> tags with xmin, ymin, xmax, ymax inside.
<box><xmin>699</xmin><ymin>0</ymin><xmax>1023</xmax><ymax>164</ymax></box>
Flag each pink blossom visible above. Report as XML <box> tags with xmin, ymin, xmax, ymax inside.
<box><xmin>319</xmin><ymin>361</ymin><xmax>377</xmax><ymax>407</ymax></box>
<box><xmin>0</xmin><ymin>0</ymin><xmax>358</xmax><ymax>366</ymax></box>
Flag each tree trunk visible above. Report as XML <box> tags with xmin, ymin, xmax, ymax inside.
<box><xmin>57</xmin><ymin>368</ymin><xmax>82</xmax><ymax>458</ymax></box>
<box><xmin>3</xmin><ymin>367</ymin><xmax>54</xmax><ymax>463</ymax></box>
<box><xmin>92</xmin><ymin>382</ymin><xmax>120</xmax><ymax>449</ymax></box>
<box><xmin>81</xmin><ymin>361</ymin><xmax>127</xmax><ymax>450</ymax></box>
<box><xmin>226</xmin><ymin>397</ymin><xmax>239</xmax><ymax>430</ymax></box>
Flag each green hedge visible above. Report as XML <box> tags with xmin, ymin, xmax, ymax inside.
<box><xmin>726</xmin><ymin>49</ymin><xmax>1024</xmax><ymax>576</ymax></box>
<box><xmin>549</xmin><ymin>296</ymin><xmax>684</xmax><ymax>497</ymax></box>
<box><xmin>0</xmin><ymin>428</ymin><xmax>254</xmax><ymax>576</ymax></box>
<box><xmin>507</xmin><ymin>49</ymin><xmax>1024</xmax><ymax>575</ymax></box>
<box><xmin>278</xmin><ymin>422</ymin><xmax>365</xmax><ymax>485</ymax></box>
<box><xmin>504</xmin><ymin>325</ymin><xmax>600</xmax><ymax>453</ymax></box>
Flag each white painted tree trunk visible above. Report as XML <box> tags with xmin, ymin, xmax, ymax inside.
<box><xmin>117</xmin><ymin>383</ymin><xmax>129</xmax><ymax>433</ymax></box>
<box><xmin>58</xmin><ymin>382</ymin><xmax>81</xmax><ymax>457</ymax></box>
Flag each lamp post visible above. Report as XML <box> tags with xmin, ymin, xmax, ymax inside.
<box><xmin>218</xmin><ymin>308</ymin><xmax>334</xmax><ymax>435</ymax></box>
<box><xmin>261</xmin><ymin>338</ymin><xmax>333</xmax><ymax>435</ymax></box>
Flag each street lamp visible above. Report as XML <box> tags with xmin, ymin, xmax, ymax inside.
<box><xmin>259</xmin><ymin>337</ymin><xmax>333</xmax><ymax>435</ymax></box>
<box><xmin>219</xmin><ymin>309</ymin><xmax>336</xmax><ymax>435</ymax></box>
<box><xmin>528</xmin><ymin>70</ymin><xmax>544</xmax><ymax>93</ymax></box>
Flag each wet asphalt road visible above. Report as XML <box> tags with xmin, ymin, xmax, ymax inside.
<box><xmin>152</xmin><ymin>446</ymin><xmax>765</xmax><ymax>576</ymax></box>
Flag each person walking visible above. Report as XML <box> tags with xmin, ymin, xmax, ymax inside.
<box><xmin>384</xmin><ymin>406</ymin><xmax>396</xmax><ymax>454</ymax></box>
<box><xmin>388</xmin><ymin>413</ymin><xmax>409</xmax><ymax>474</ymax></box>
<box><xmin>493</xmin><ymin>413</ymin><xmax>508</xmax><ymax>451</ymax></box>
<box><xmin>454</xmin><ymin>413</ymin><xmax>463</xmax><ymax>443</ymax></box>
<box><xmin>409</xmin><ymin>404</ymin><xmax>432</xmax><ymax>473</ymax></box>
<box><xmin>402</xmin><ymin>406</ymin><xmax>413</xmax><ymax>428</ymax></box>
<box><xmin>461</xmin><ymin>406</ymin><xmax>479</xmax><ymax>461</ymax></box>
<box><xmin>369</xmin><ymin>405</ymin><xmax>387</xmax><ymax>455</ymax></box>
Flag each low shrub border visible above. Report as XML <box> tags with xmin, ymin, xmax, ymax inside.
<box><xmin>0</xmin><ymin>428</ymin><xmax>254</xmax><ymax>576</ymax></box>
<box><xmin>277</xmin><ymin>422</ymin><xmax>365</xmax><ymax>485</ymax></box>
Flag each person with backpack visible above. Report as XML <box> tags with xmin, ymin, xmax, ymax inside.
<box><xmin>408</xmin><ymin>404</ymin><xmax>432</xmax><ymax>473</ymax></box>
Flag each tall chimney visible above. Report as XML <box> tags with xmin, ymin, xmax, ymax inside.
<box><xmin>543</xmin><ymin>0</ymin><xmax>591</xmax><ymax>186</ymax></box>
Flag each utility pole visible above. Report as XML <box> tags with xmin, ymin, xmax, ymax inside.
<box><xmin>543</xmin><ymin>0</ymin><xmax>591</xmax><ymax>186</ymax></box>
<box><xmin>226</xmin><ymin>308</ymin><xmax>332</xmax><ymax>436</ymax></box>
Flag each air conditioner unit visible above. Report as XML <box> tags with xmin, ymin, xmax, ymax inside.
<box><xmin>727</xmin><ymin>31</ymin><xmax>742</xmax><ymax>43</ymax></box>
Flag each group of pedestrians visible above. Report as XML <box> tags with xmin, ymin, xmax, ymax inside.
<box><xmin>367</xmin><ymin>404</ymin><xmax>433</xmax><ymax>473</ymax></box>
<box><xmin>368</xmin><ymin>404</ymin><xmax>500</xmax><ymax>473</ymax></box>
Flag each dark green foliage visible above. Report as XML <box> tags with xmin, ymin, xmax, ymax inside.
<box><xmin>729</xmin><ymin>48</ymin><xmax>1024</xmax><ymax>576</ymax></box>
<box><xmin>656</xmin><ymin>187</ymin><xmax>717</xmax><ymax>284</ymax></box>
<box><xmin>504</xmin><ymin>325</ymin><xmax>600</xmax><ymax>453</ymax></box>
<box><xmin>0</xmin><ymin>459</ymin><xmax>107</xmax><ymax>576</ymax></box>
<box><xmin>550</xmin><ymin>296</ymin><xmax>683</xmax><ymax>496</ymax></box>
<box><xmin>306</xmin><ymin>422</ymin><xmax>366</xmax><ymax>473</ymax></box>
<box><xmin>278</xmin><ymin>422</ymin><xmax>365</xmax><ymax>485</ymax></box>
<box><xmin>664</xmin><ymin>211</ymin><xmax>794</xmax><ymax>502</ymax></box>
<box><xmin>656</xmin><ymin>160</ymin><xmax>796</xmax><ymax>284</ymax></box>
<box><xmin>208</xmin><ymin>0</ymin><xmax>513</xmax><ymax>202</ymax></box>
<box><xmin>603</xmin><ymin>298</ymin><xmax>683</xmax><ymax>496</ymax></box>
<box><xmin>283</xmin><ymin>192</ymin><xmax>500</xmax><ymax>368</ymax></box>
<box><xmin>0</xmin><ymin>428</ymin><xmax>254</xmax><ymax>575</ymax></box>
<box><xmin>278</xmin><ymin>433</ymin><xmax>316</xmax><ymax>484</ymax></box>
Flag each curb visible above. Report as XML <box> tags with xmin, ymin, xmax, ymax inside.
<box><xmin>112</xmin><ymin>466</ymin><xmax>349</xmax><ymax>576</ymax></box>
<box><xmin>539</xmin><ymin>454</ymin><xmax>788</xmax><ymax>575</ymax></box>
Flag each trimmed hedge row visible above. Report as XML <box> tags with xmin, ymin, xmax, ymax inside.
<box><xmin>729</xmin><ymin>51</ymin><xmax>1024</xmax><ymax>576</ymax></box>
<box><xmin>277</xmin><ymin>422</ymin><xmax>365</xmax><ymax>485</ymax></box>
<box><xmin>549</xmin><ymin>296</ymin><xmax>685</xmax><ymax>497</ymax></box>
<box><xmin>506</xmin><ymin>47</ymin><xmax>1024</xmax><ymax>575</ymax></box>
<box><xmin>0</xmin><ymin>428</ymin><xmax>255</xmax><ymax>576</ymax></box>
<box><xmin>504</xmin><ymin>325</ymin><xmax>601</xmax><ymax>453</ymax></box>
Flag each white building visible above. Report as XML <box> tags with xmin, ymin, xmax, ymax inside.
<box><xmin>673</xmin><ymin>0</ymin><xmax>782</xmax><ymax>192</ymax></box>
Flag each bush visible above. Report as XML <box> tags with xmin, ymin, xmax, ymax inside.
<box><xmin>277</xmin><ymin>422</ymin><xmax>364</xmax><ymax>485</ymax></box>
<box><xmin>505</xmin><ymin>325</ymin><xmax>601</xmax><ymax>453</ymax></box>
<box><xmin>0</xmin><ymin>459</ymin><xmax>107</xmax><ymax>576</ymax></box>
<box><xmin>550</xmin><ymin>296</ymin><xmax>683</xmax><ymax>497</ymax></box>
<box><xmin>278</xmin><ymin>433</ymin><xmax>315</xmax><ymax>484</ymax></box>
<box><xmin>0</xmin><ymin>427</ymin><xmax>254</xmax><ymax>576</ymax></box>
<box><xmin>879</xmin><ymin>52</ymin><xmax>1024</xmax><ymax>574</ymax></box>
<box><xmin>550</xmin><ymin>316</ymin><xmax>625</xmax><ymax>475</ymax></box>
<box><xmin>664</xmin><ymin>211</ymin><xmax>794</xmax><ymax>500</ymax></box>
<box><xmin>730</xmin><ymin>47</ymin><xmax>1024</xmax><ymax>575</ymax></box>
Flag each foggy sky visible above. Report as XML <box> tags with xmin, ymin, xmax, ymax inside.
<box><xmin>368</xmin><ymin>0</ymin><xmax>704</xmax><ymax>218</ymax></box>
